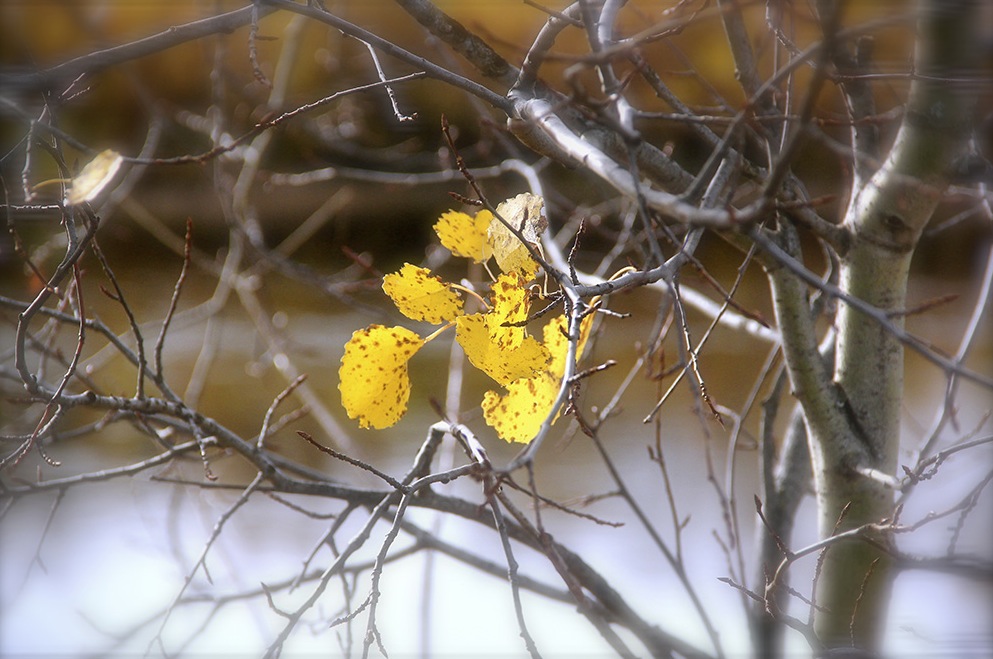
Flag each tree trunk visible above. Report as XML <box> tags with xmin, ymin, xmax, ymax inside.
<box><xmin>801</xmin><ymin>0</ymin><xmax>981</xmax><ymax>649</ymax></box>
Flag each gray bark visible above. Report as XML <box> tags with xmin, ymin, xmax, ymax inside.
<box><xmin>799</xmin><ymin>0</ymin><xmax>981</xmax><ymax>649</ymax></box>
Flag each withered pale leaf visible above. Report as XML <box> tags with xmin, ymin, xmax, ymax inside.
<box><xmin>66</xmin><ymin>149</ymin><xmax>124</xmax><ymax>206</ymax></box>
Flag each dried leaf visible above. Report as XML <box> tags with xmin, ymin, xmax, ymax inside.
<box><xmin>382</xmin><ymin>263</ymin><xmax>463</xmax><ymax>324</ymax></box>
<box><xmin>338</xmin><ymin>325</ymin><xmax>425</xmax><ymax>429</ymax></box>
<box><xmin>66</xmin><ymin>149</ymin><xmax>124</xmax><ymax>206</ymax></box>
<box><xmin>488</xmin><ymin>193</ymin><xmax>547</xmax><ymax>277</ymax></box>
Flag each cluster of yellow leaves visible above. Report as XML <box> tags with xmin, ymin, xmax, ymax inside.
<box><xmin>339</xmin><ymin>193</ymin><xmax>594</xmax><ymax>444</ymax></box>
<box><xmin>480</xmin><ymin>312</ymin><xmax>595</xmax><ymax>443</ymax></box>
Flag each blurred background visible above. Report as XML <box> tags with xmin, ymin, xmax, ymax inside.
<box><xmin>1</xmin><ymin>1</ymin><xmax>991</xmax><ymax>657</ymax></box>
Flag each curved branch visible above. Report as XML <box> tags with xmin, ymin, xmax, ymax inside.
<box><xmin>0</xmin><ymin>5</ymin><xmax>275</xmax><ymax>95</ymax></box>
<box><xmin>261</xmin><ymin>0</ymin><xmax>513</xmax><ymax>113</ymax></box>
<box><xmin>511</xmin><ymin>96</ymin><xmax>767</xmax><ymax>228</ymax></box>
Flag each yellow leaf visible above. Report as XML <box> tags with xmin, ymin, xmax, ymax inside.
<box><xmin>382</xmin><ymin>264</ymin><xmax>463</xmax><ymax>324</ymax></box>
<box><xmin>481</xmin><ymin>308</ymin><xmax>598</xmax><ymax>443</ymax></box>
<box><xmin>482</xmin><ymin>372</ymin><xmax>560</xmax><ymax>443</ymax></box>
<box><xmin>544</xmin><ymin>311</ymin><xmax>596</xmax><ymax>378</ymax></box>
<box><xmin>66</xmin><ymin>149</ymin><xmax>124</xmax><ymax>206</ymax></box>
<box><xmin>488</xmin><ymin>193</ymin><xmax>547</xmax><ymax>277</ymax></box>
<box><xmin>456</xmin><ymin>313</ymin><xmax>548</xmax><ymax>385</ymax></box>
<box><xmin>487</xmin><ymin>272</ymin><xmax>531</xmax><ymax>348</ymax></box>
<box><xmin>339</xmin><ymin>325</ymin><xmax>425</xmax><ymax>429</ymax></box>
<box><xmin>434</xmin><ymin>209</ymin><xmax>493</xmax><ymax>263</ymax></box>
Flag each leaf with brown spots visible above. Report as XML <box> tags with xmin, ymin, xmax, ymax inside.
<box><xmin>544</xmin><ymin>311</ymin><xmax>596</xmax><ymax>378</ymax></box>
<box><xmin>481</xmin><ymin>372</ymin><xmax>559</xmax><ymax>443</ymax></box>
<box><xmin>382</xmin><ymin>264</ymin><xmax>463</xmax><ymax>324</ymax></box>
<box><xmin>434</xmin><ymin>209</ymin><xmax>493</xmax><ymax>263</ymax></box>
<box><xmin>486</xmin><ymin>272</ymin><xmax>531</xmax><ymax>348</ymax></box>
<box><xmin>456</xmin><ymin>313</ymin><xmax>549</xmax><ymax>386</ymax></box>
<box><xmin>338</xmin><ymin>325</ymin><xmax>425</xmax><ymax>429</ymax></box>
<box><xmin>480</xmin><ymin>309</ymin><xmax>598</xmax><ymax>443</ymax></box>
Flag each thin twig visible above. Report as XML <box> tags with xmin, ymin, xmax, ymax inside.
<box><xmin>153</xmin><ymin>218</ymin><xmax>192</xmax><ymax>377</ymax></box>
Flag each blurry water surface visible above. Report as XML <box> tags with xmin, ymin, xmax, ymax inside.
<box><xmin>1</xmin><ymin>231</ymin><xmax>991</xmax><ymax>657</ymax></box>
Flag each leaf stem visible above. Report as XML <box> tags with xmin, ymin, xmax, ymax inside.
<box><xmin>449</xmin><ymin>282</ymin><xmax>489</xmax><ymax>309</ymax></box>
<box><xmin>422</xmin><ymin>322</ymin><xmax>455</xmax><ymax>344</ymax></box>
